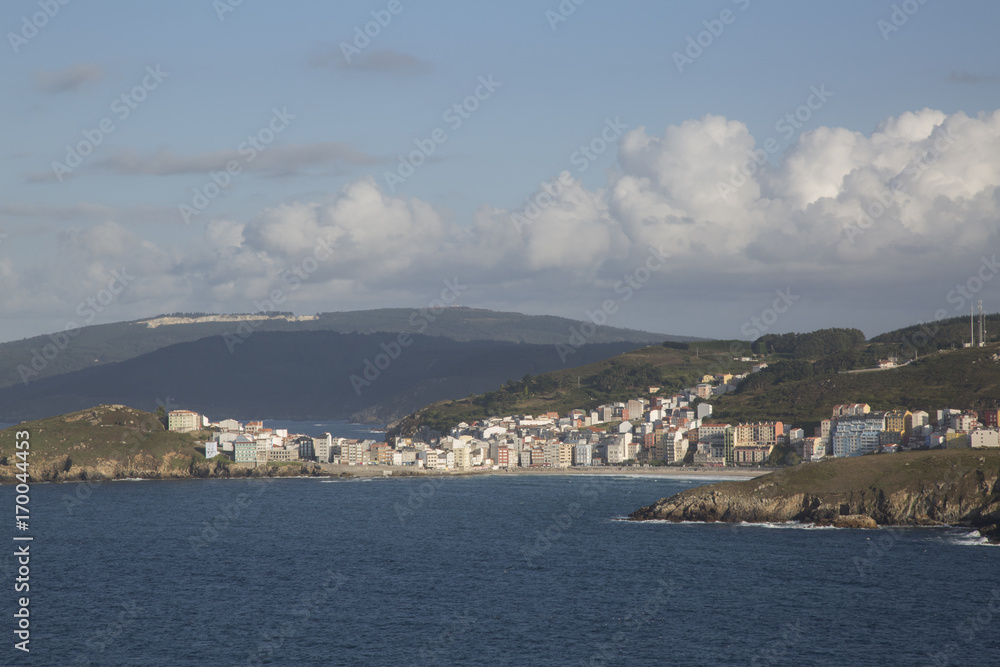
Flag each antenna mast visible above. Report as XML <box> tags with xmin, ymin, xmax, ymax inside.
<box><xmin>979</xmin><ymin>300</ymin><xmax>985</xmax><ymax>346</ymax></box>
<box><xmin>971</xmin><ymin>304</ymin><xmax>975</xmax><ymax>347</ymax></box>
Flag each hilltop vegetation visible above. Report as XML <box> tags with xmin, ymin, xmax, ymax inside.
<box><xmin>392</xmin><ymin>325</ymin><xmax>1000</xmax><ymax>439</ymax></box>
<box><xmin>715</xmin><ymin>343</ymin><xmax>1000</xmax><ymax>429</ymax></box>
<box><xmin>0</xmin><ymin>307</ymin><xmax>683</xmax><ymax>391</ymax></box>
<box><xmin>630</xmin><ymin>448</ymin><xmax>1000</xmax><ymax>541</ymax></box>
<box><xmin>390</xmin><ymin>342</ymin><xmax>759</xmax><ymax>436</ymax></box>
<box><xmin>0</xmin><ymin>405</ymin><xmax>318</xmax><ymax>482</ymax></box>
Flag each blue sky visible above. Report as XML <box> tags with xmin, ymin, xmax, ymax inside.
<box><xmin>2</xmin><ymin>0</ymin><xmax>1000</xmax><ymax>343</ymax></box>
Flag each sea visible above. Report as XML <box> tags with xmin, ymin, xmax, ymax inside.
<box><xmin>258</xmin><ymin>419</ymin><xmax>387</xmax><ymax>441</ymax></box>
<box><xmin>6</xmin><ymin>474</ymin><xmax>998</xmax><ymax>665</ymax></box>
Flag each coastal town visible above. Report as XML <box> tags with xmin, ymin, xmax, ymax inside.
<box><xmin>167</xmin><ymin>364</ymin><xmax>1000</xmax><ymax>471</ymax></box>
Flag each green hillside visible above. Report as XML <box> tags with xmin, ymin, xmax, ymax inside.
<box><xmin>389</xmin><ymin>341</ymin><xmax>761</xmax><ymax>436</ymax></box>
<box><xmin>0</xmin><ymin>404</ymin><xmax>199</xmax><ymax>480</ymax></box>
<box><xmin>391</xmin><ymin>328</ymin><xmax>1000</xmax><ymax>438</ymax></box>
<box><xmin>0</xmin><ymin>307</ymin><xmax>689</xmax><ymax>391</ymax></box>
<box><xmin>713</xmin><ymin>342</ymin><xmax>1000</xmax><ymax>428</ymax></box>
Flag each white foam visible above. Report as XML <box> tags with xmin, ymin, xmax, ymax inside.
<box><xmin>946</xmin><ymin>530</ymin><xmax>999</xmax><ymax>547</ymax></box>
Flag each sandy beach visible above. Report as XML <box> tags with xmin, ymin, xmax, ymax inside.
<box><xmin>317</xmin><ymin>464</ymin><xmax>769</xmax><ymax>480</ymax></box>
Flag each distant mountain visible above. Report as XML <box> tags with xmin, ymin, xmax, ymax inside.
<box><xmin>0</xmin><ymin>330</ymin><xmax>652</xmax><ymax>423</ymax></box>
<box><xmin>0</xmin><ymin>307</ymin><xmax>694</xmax><ymax>391</ymax></box>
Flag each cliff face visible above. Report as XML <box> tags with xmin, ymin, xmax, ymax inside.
<box><xmin>0</xmin><ymin>455</ymin><xmax>326</xmax><ymax>483</ymax></box>
<box><xmin>629</xmin><ymin>450</ymin><xmax>1000</xmax><ymax>539</ymax></box>
<box><xmin>0</xmin><ymin>404</ymin><xmax>329</xmax><ymax>483</ymax></box>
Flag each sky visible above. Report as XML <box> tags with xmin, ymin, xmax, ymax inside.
<box><xmin>1</xmin><ymin>0</ymin><xmax>999</xmax><ymax>344</ymax></box>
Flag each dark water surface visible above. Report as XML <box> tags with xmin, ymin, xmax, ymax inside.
<box><xmin>5</xmin><ymin>474</ymin><xmax>998</xmax><ymax>666</ymax></box>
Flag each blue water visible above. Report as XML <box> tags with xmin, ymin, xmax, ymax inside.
<box><xmin>260</xmin><ymin>419</ymin><xmax>385</xmax><ymax>441</ymax></box>
<box><xmin>6</xmin><ymin>475</ymin><xmax>998</xmax><ymax>665</ymax></box>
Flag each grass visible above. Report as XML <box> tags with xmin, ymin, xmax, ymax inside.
<box><xmin>747</xmin><ymin>448</ymin><xmax>1000</xmax><ymax>498</ymax></box>
<box><xmin>0</xmin><ymin>404</ymin><xmax>202</xmax><ymax>472</ymax></box>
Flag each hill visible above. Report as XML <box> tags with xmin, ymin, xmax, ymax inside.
<box><xmin>712</xmin><ymin>342</ymin><xmax>1000</xmax><ymax>429</ymax></box>
<box><xmin>0</xmin><ymin>331</ymin><xmax>649</xmax><ymax>423</ymax></box>
<box><xmin>0</xmin><ymin>404</ymin><xmax>316</xmax><ymax>482</ymax></box>
<box><xmin>0</xmin><ymin>307</ymin><xmax>689</xmax><ymax>391</ymax></box>
<box><xmin>389</xmin><ymin>340</ymin><xmax>759</xmax><ymax>436</ymax></box>
<box><xmin>628</xmin><ymin>448</ymin><xmax>1000</xmax><ymax>541</ymax></box>
<box><xmin>871</xmin><ymin>313</ymin><xmax>1000</xmax><ymax>354</ymax></box>
<box><xmin>390</xmin><ymin>332</ymin><xmax>1000</xmax><ymax>439</ymax></box>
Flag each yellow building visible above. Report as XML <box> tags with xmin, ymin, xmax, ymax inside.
<box><xmin>885</xmin><ymin>410</ymin><xmax>912</xmax><ymax>436</ymax></box>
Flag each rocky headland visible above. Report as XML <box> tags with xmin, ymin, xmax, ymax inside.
<box><xmin>629</xmin><ymin>449</ymin><xmax>1000</xmax><ymax>541</ymax></box>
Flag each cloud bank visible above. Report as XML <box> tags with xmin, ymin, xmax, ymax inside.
<box><xmin>6</xmin><ymin>108</ymin><xmax>1000</xmax><ymax>339</ymax></box>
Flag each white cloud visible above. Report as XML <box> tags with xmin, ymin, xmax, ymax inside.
<box><xmin>33</xmin><ymin>63</ymin><xmax>104</xmax><ymax>94</ymax></box>
<box><xmin>4</xmin><ymin>108</ymin><xmax>1000</xmax><ymax>340</ymax></box>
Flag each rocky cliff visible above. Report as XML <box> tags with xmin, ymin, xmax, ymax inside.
<box><xmin>629</xmin><ymin>449</ymin><xmax>1000</xmax><ymax>540</ymax></box>
<box><xmin>0</xmin><ymin>404</ymin><xmax>329</xmax><ymax>483</ymax></box>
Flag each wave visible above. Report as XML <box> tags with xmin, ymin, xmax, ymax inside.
<box><xmin>616</xmin><ymin>518</ymin><xmax>844</xmax><ymax>531</ymax></box>
<box><xmin>944</xmin><ymin>530</ymin><xmax>999</xmax><ymax>547</ymax></box>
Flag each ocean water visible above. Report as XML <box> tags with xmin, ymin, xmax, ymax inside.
<box><xmin>8</xmin><ymin>475</ymin><xmax>999</xmax><ymax>666</ymax></box>
<box><xmin>258</xmin><ymin>419</ymin><xmax>386</xmax><ymax>441</ymax></box>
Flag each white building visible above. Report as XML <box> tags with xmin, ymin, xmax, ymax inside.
<box><xmin>606</xmin><ymin>440</ymin><xmax>627</xmax><ymax>464</ymax></box>
<box><xmin>168</xmin><ymin>410</ymin><xmax>202</xmax><ymax>433</ymax></box>
<box><xmin>204</xmin><ymin>440</ymin><xmax>218</xmax><ymax>459</ymax></box>
<box><xmin>971</xmin><ymin>428</ymin><xmax>1000</xmax><ymax>449</ymax></box>
<box><xmin>218</xmin><ymin>418</ymin><xmax>241</xmax><ymax>432</ymax></box>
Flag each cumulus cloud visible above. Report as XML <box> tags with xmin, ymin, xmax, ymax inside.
<box><xmin>5</xmin><ymin>107</ymin><xmax>1000</xmax><ymax>339</ymax></box>
<box><xmin>33</xmin><ymin>63</ymin><xmax>104</xmax><ymax>93</ymax></box>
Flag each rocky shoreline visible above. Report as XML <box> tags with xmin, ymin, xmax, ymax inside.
<box><xmin>628</xmin><ymin>450</ymin><xmax>1000</xmax><ymax>542</ymax></box>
